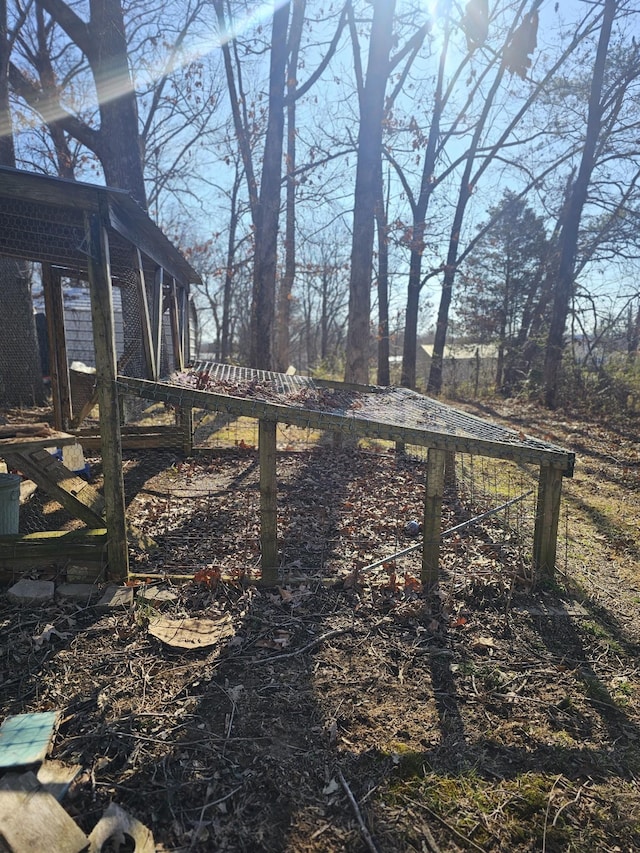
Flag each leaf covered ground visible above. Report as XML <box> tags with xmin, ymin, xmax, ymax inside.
<box><xmin>2</xmin><ymin>401</ymin><xmax>640</xmax><ymax>851</ymax></box>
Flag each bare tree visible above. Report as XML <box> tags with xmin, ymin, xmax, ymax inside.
<box><xmin>542</xmin><ymin>0</ymin><xmax>638</xmax><ymax>407</ymax></box>
<box><xmin>344</xmin><ymin>0</ymin><xmax>429</xmax><ymax>383</ymax></box>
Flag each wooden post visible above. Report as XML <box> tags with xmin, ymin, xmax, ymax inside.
<box><xmin>42</xmin><ymin>265</ymin><xmax>72</xmax><ymax>430</ymax></box>
<box><xmin>533</xmin><ymin>465</ymin><xmax>564</xmax><ymax>582</ymax></box>
<box><xmin>133</xmin><ymin>248</ymin><xmax>157</xmax><ymax>380</ymax></box>
<box><xmin>422</xmin><ymin>447</ymin><xmax>445</xmax><ymax>587</ymax></box>
<box><xmin>85</xmin><ymin>210</ymin><xmax>129</xmax><ymax>580</ymax></box>
<box><xmin>181</xmin><ymin>286</ymin><xmax>190</xmax><ymax>363</ymax></box>
<box><xmin>259</xmin><ymin>419</ymin><xmax>278</xmax><ymax>585</ymax></box>
<box><xmin>168</xmin><ymin>279</ymin><xmax>184</xmax><ymax>372</ymax></box>
<box><xmin>152</xmin><ymin>267</ymin><xmax>164</xmax><ymax>377</ymax></box>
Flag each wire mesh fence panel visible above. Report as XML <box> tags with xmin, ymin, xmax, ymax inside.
<box><xmin>117</xmin><ymin>435</ymin><xmax>550</xmax><ymax>591</ymax></box>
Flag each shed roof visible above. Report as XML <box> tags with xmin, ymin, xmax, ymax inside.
<box><xmin>0</xmin><ymin>166</ymin><xmax>200</xmax><ymax>285</ymax></box>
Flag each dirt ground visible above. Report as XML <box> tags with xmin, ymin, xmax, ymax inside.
<box><xmin>2</xmin><ymin>399</ymin><xmax>640</xmax><ymax>852</ymax></box>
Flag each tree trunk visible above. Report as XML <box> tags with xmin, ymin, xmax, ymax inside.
<box><xmin>0</xmin><ymin>259</ymin><xmax>45</xmax><ymax>406</ymax></box>
<box><xmin>249</xmin><ymin>2</ymin><xmax>290</xmax><ymax>369</ymax></box>
<box><xmin>400</xmin><ymin>4</ymin><xmax>451</xmax><ymax>390</ymax></box>
<box><xmin>542</xmin><ymin>0</ymin><xmax>616</xmax><ymax>408</ymax></box>
<box><xmin>0</xmin><ymin>0</ymin><xmax>44</xmax><ymax>406</ymax></box>
<box><xmin>275</xmin><ymin>0</ymin><xmax>305</xmax><ymax>373</ymax></box>
<box><xmin>376</xmin><ymin>176</ymin><xmax>390</xmax><ymax>386</ymax></box>
<box><xmin>89</xmin><ymin>0</ymin><xmax>146</xmax><ymax>207</ymax></box>
<box><xmin>345</xmin><ymin>0</ymin><xmax>396</xmax><ymax>384</ymax></box>
<box><xmin>221</xmin><ymin>173</ymin><xmax>241</xmax><ymax>362</ymax></box>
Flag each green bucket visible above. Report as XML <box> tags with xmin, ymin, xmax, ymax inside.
<box><xmin>0</xmin><ymin>473</ymin><xmax>20</xmax><ymax>535</ymax></box>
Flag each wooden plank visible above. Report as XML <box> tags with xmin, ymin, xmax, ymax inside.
<box><xmin>0</xmin><ymin>431</ymin><xmax>76</xmax><ymax>455</ymax></box>
<box><xmin>134</xmin><ymin>247</ymin><xmax>157</xmax><ymax>380</ymax></box>
<box><xmin>533</xmin><ymin>465</ymin><xmax>564</xmax><ymax>581</ymax></box>
<box><xmin>85</xmin><ymin>210</ymin><xmax>129</xmax><ymax>580</ymax></box>
<box><xmin>0</xmin><ymin>423</ymin><xmax>51</xmax><ymax>438</ymax></box>
<box><xmin>5</xmin><ymin>449</ymin><xmax>105</xmax><ymax>527</ymax></box>
<box><xmin>41</xmin><ymin>265</ymin><xmax>64</xmax><ymax>431</ymax></box>
<box><xmin>77</xmin><ymin>430</ymin><xmax>184</xmax><ymax>451</ymax></box>
<box><xmin>0</xmin><ymin>771</ymin><xmax>88</xmax><ymax>853</ymax></box>
<box><xmin>76</xmin><ymin>423</ymin><xmax>184</xmax><ymax>435</ymax></box>
<box><xmin>422</xmin><ymin>448</ymin><xmax>445</xmax><ymax>587</ymax></box>
<box><xmin>259</xmin><ymin>419</ymin><xmax>278</xmax><ymax>585</ymax></box>
<box><xmin>0</xmin><ymin>527</ymin><xmax>107</xmax><ymax>555</ymax></box>
<box><xmin>151</xmin><ymin>267</ymin><xmax>164</xmax><ymax>381</ymax></box>
<box><xmin>168</xmin><ymin>278</ymin><xmax>184</xmax><ymax>371</ymax></box>
<box><xmin>0</xmin><ymin>166</ymin><xmax>102</xmax><ymax>211</ymax></box>
<box><xmin>69</xmin><ymin>388</ymin><xmax>99</xmax><ymax>429</ymax></box>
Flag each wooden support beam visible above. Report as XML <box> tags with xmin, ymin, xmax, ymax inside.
<box><xmin>134</xmin><ymin>248</ymin><xmax>157</xmax><ymax>380</ymax></box>
<box><xmin>422</xmin><ymin>447</ymin><xmax>445</xmax><ymax>588</ymax></box>
<box><xmin>0</xmin><ymin>528</ymin><xmax>107</xmax><ymax>574</ymax></box>
<box><xmin>168</xmin><ymin>279</ymin><xmax>184</xmax><ymax>371</ymax></box>
<box><xmin>152</xmin><ymin>267</ymin><xmax>164</xmax><ymax>379</ymax></box>
<box><xmin>533</xmin><ymin>465</ymin><xmax>564</xmax><ymax>582</ymax></box>
<box><xmin>42</xmin><ymin>265</ymin><xmax>72</xmax><ymax>430</ymax></box>
<box><xmin>259</xmin><ymin>419</ymin><xmax>278</xmax><ymax>585</ymax></box>
<box><xmin>85</xmin><ymin>210</ymin><xmax>129</xmax><ymax>580</ymax></box>
<box><xmin>4</xmin><ymin>449</ymin><xmax>104</xmax><ymax>527</ymax></box>
<box><xmin>181</xmin><ymin>287</ymin><xmax>190</xmax><ymax>363</ymax></box>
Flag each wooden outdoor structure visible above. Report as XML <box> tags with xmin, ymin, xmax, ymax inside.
<box><xmin>0</xmin><ymin>167</ymin><xmax>200</xmax><ymax>578</ymax></box>
<box><xmin>118</xmin><ymin>362</ymin><xmax>575</xmax><ymax>587</ymax></box>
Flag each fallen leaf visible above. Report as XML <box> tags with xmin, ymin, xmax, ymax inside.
<box><xmin>277</xmin><ymin>586</ymin><xmax>293</xmax><ymax>603</ymax></box>
<box><xmin>323</xmin><ymin>778</ymin><xmax>340</xmax><ymax>795</ymax></box>
<box><xmin>471</xmin><ymin>636</ymin><xmax>496</xmax><ymax>653</ymax></box>
<box><xmin>33</xmin><ymin>624</ymin><xmax>70</xmax><ymax>647</ymax></box>
<box><xmin>148</xmin><ymin>614</ymin><xmax>234</xmax><ymax>650</ymax></box>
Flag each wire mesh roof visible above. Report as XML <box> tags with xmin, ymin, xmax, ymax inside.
<box><xmin>117</xmin><ymin>361</ymin><xmax>575</xmax><ymax>474</ymax></box>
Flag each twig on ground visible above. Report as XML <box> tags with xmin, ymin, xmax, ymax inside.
<box><xmin>254</xmin><ymin>627</ymin><xmax>352</xmax><ymax>663</ymax></box>
<box><xmin>189</xmin><ymin>785</ymin><xmax>243</xmax><ymax>851</ymax></box>
<box><xmin>542</xmin><ymin>775</ymin><xmax>563</xmax><ymax>853</ymax></box>
<box><xmin>409</xmin><ymin>798</ymin><xmax>488</xmax><ymax>852</ymax></box>
<box><xmin>422</xmin><ymin>822</ymin><xmax>443</xmax><ymax>853</ymax></box>
<box><xmin>337</xmin><ymin>767</ymin><xmax>380</xmax><ymax>853</ymax></box>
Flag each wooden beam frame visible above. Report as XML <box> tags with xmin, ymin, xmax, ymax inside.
<box><xmin>533</xmin><ymin>465</ymin><xmax>564</xmax><ymax>581</ymax></box>
<box><xmin>133</xmin><ymin>248</ymin><xmax>157</xmax><ymax>380</ymax></box>
<box><xmin>422</xmin><ymin>448</ymin><xmax>445</xmax><ymax>587</ymax></box>
<box><xmin>259</xmin><ymin>419</ymin><xmax>278</xmax><ymax>584</ymax></box>
<box><xmin>168</xmin><ymin>278</ymin><xmax>184</xmax><ymax>372</ymax></box>
<box><xmin>85</xmin><ymin>210</ymin><xmax>129</xmax><ymax>580</ymax></box>
<box><xmin>117</xmin><ymin>373</ymin><xmax>574</xmax><ymax>586</ymax></box>
<box><xmin>151</xmin><ymin>267</ymin><xmax>164</xmax><ymax>379</ymax></box>
<box><xmin>42</xmin><ymin>264</ymin><xmax>72</xmax><ymax>430</ymax></box>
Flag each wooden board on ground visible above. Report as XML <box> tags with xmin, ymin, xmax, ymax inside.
<box><xmin>0</xmin><ymin>771</ymin><xmax>88</xmax><ymax>853</ymax></box>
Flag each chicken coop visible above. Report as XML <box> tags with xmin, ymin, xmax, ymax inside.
<box><xmin>0</xmin><ymin>166</ymin><xmax>200</xmax><ymax>578</ymax></box>
<box><xmin>0</xmin><ymin>167</ymin><xmax>574</xmax><ymax>589</ymax></box>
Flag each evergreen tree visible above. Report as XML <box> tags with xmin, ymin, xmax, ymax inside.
<box><xmin>457</xmin><ymin>191</ymin><xmax>549</xmax><ymax>391</ymax></box>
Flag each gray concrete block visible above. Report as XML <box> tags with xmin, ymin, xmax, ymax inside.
<box><xmin>95</xmin><ymin>585</ymin><xmax>134</xmax><ymax>611</ymax></box>
<box><xmin>56</xmin><ymin>583</ymin><xmax>100</xmax><ymax>604</ymax></box>
<box><xmin>7</xmin><ymin>579</ymin><xmax>55</xmax><ymax>605</ymax></box>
